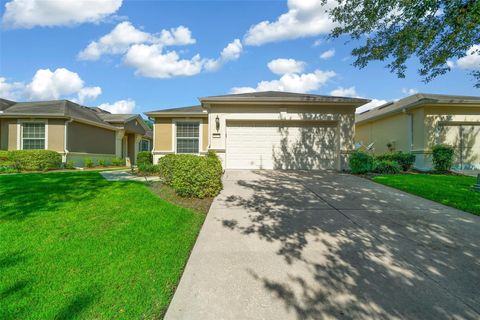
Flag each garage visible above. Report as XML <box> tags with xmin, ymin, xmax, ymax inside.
<box><xmin>225</xmin><ymin>121</ymin><xmax>338</xmax><ymax>170</ymax></box>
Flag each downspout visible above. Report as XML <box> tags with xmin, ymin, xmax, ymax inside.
<box><xmin>64</xmin><ymin>118</ymin><xmax>73</xmax><ymax>163</ymax></box>
<box><xmin>403</xmin><ymin>109</ymin><xmax>413</xmax><ymax>152</ymax></box>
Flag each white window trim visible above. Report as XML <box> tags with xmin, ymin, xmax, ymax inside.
<box><xmin>17</xmin><ymin>119</ymin><xmax>49</xmax><ymax>150</ymax></box>
<box><xmin>173</xmin><ymin>119</ymin><xmax>202</xmax><ymax>155</ymax></box>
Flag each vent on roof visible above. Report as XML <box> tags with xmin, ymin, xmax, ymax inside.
<box><xmin>359</xmin><ymin>109</ymin><xmax>370</xmax><ymax>115</ymax></box>
<box><xmin>378</xmin><ymin>102</ymin><xmax>394</xmax><ymax>110</ymax></box>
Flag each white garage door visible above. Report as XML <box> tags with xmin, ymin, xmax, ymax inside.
<box><xmin>226</xmin><ymin>121</ymin><xmax>338</xmax><ymax>170</ymax></box>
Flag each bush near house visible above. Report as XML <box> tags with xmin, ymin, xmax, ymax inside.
<box><xmin>349</xmin><ymin>151</ymin><xmax>375</xmax><ymax>174</ymax></box>
<box><xmin>158</xmin><ymin>152</ymin><xmax>223</xmax><ymax>198</ymax></box>
<box><xmin>373</xmin><ymin>160</ymin><xmax>401</xmax><ymax>174</ymax></box>
<box><xmin>432</xmin><ymin>144</ymin><xmax>455</xmax><ymax>172</ymax></box>
<box><xmin>376</xmin><ymin>151</ymin><xmax>416</xmax><ymax>171</ymax></box>
<box><xmin>137</xmin><ymin>151</ymin><xmax>153</xmax><ymax>166</ymax></box>
<box><xmin>8</xmin><ymin>150</ymin><xmax>62</xmax><ymax>171</ymax></box>
<box><xmin>83</xmin><ymin>158</ymin><xmax>95</xmax><ymax>168</ymax></box>
<box><xmin>111</xmin><ymin>158</ymin><xmax>126</xmax><ymax>166</ymax></box>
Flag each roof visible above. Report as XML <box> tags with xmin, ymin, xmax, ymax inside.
<box><xmin>356</xmin><ymin>93</ymin><xmax>480</xmax><ymax>124</ymax></box>
<box><xmin>0</xmin><ymin>98</ymin><xmax>149</xmax><ymax>133</ymax></box>
<box><xmin>145</xmin><ymin>105</ymin><xmax>204</xmax><ymax>116</ymax></box>
<box><xmin>0</xmin><ymin>98</ymin><xmax>15</xmax><ymax>111</ymax></box>
<box><xmin>200</xmin><ymin>91</ymin><xmax>370</xmax><ymax>104</ymax></box>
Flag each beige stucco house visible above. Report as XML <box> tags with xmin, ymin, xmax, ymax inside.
<box><xmin>355</xmin><ymin>93</ymin><xmax>480</xmax><ymax>170</ymax></box>
<box><xmin>145</xmin><ymin>91</ymin><xmax>369</xmax><ymax>170</ymax></box>
<box><xmin>0</xmin><ymin>98</ymin><xmax>152</xmax><ymax>166</ymax></box>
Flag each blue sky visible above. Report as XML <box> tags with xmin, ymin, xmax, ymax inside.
<box><xmin>0</xmin><ymin>0</ymin><xmax>479</xmax><ymax>115</ymax></box>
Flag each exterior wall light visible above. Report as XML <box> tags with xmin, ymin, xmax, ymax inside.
<box><xmin>215</xmin><ymin>115</ymin><xmax>220</xmax><ymax>132</ymax></box>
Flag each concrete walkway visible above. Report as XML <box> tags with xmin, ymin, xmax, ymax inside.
<box><xmin>100</xmin><ymin>170</ymin><xmax>161</xmax><ymax>182</ymax></box>
<box><xmin>165</xmin><ymin>170</ymin><xmax>480</xmax><ymax>320</ymax></box>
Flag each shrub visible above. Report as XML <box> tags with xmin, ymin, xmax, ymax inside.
<box><xmin>98</xmin><ymin>159</ymin><xmax>106</xmax><ymax>167</ymax></box>
<box><xmin>349</xmin><ymin>151</ymin><xmax>375</xmax><ymax>174</ymax></box>
<box><xmin>8</xmin><ymin>150</ymin><xmax>62</xmax><ymax>171</ymax></box>
<box><xmin>138</xmin><ymin>163</ymin><xmax>160</xmax><ymax>175</ymax></box>
<box><xmin>83</xmin><ymin>158</ymin><xmax>94</xmax><ymax>168</ymax></box>
<box><xmin>65</xmin><ymin>160</ymin><xmax>75</xmax><ymax>169</ymax></box>
<box><xmin>158</xmin><ymin>152</ymin><xmax>223</xmax><ymax>198</ymax></box>
<box><xmin>137</xmin><ymin>151</ymin><xmax>152</xmax><ymax>166</ymax></box>
<box><xmin>373</xmin><ymin>160</ymin><xmax>401</xmax><ymax>174</ymax></box>
<box><xmin>376</xmin><ymin>152</ymin><xmax>415</xmax><ymax>171</ymax></box>
<box><xmin>111</xmin><ymin>158</ymin><xmax>126</xmax><ymax>166</ymax></box>
<box><xmin>432</xmin><ymin>144</ymin><xmax>454</xmax><ymax>172</ymax></box>
<box><xmin>158</xmin><ymin>154</ymin><xmax>177</xmax><ymax>184</ymax></box>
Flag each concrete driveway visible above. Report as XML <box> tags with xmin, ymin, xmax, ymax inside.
<box><xmin>165</xmin><ymin>170</ymin><xmax>480</xmax><ymax>320</ymax></box>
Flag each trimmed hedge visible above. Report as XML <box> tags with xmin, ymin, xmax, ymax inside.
<box><xmin>8</xmin><ymin>150</ymin><xmax>62</xmax><ymax>171</ymax></box>
<box><xmin>137</xmin><ymin>151</ymin><xmax>152</xmax><ymax>166</ymax></box>
<box><xmin>158</xmin><ymin>152</ymin><xmax>223</xmax><ymax>198</ymax></box>
<box><xmin>373</xmin><ymin>160</ymin><xmax>401</xmax><ymax>174</ymax></box>
<box><xmin>111</xmin><ymin>158</ymin><xmax>126</xmax><ymax>166</ymax></box>
<box><xmin>432</xmin><ymin>144</ymin><xmax>454</xmax><ymax>172</ymax></box>
<box><xmin>349</xmin><ymin>151</ymin><xmax>375</xmax><ymax>174</ymax></box>
<box><xmin>376</xmin><ymin>151</ymin><xmax>415</xmax><ymax>171</ymax></box>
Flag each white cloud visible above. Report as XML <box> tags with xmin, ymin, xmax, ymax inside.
<box><xmin>204</xmin><ymin>39</ymin><xmax>243</xmax><ymax>72</ymax></box>
<box><xmin>313</xmin><ymin>39</ymin><xmax>323</xmax><ymax>47</ymax></box>
<box><xmin>231</xmin><ymin>60</ymin><xmax>335</xmax><ymax>94</ymax></box>
<box><xmin>244</xmin><ymin>0</ymin><xmax>336</xmax><ymax>46</ymax></box>
<box><xmin>356</xmin><ymin>99</ymin><xmax>388</xmax><ymax>114</ymax></box>
<box><xmin>330</xmin><ymin>86</ymin><xmax>357</xmax><ymax>97</ymax></box>
<box><xmin>2</xmin><ymin>0</ymin><xmax>122</xmax><ymax>29</ymax></box>
<box><xmin>401</xmin><ymin>88</ymin><xmax>418</xmax><ymax>95</ymax></box>
<box><xmin>124</xmin><ymin>44</ymin><xmax>204</xmax><ymax>79</ymax></box>
<box><xmin>0</xmin><ymin>77</ymin><xmax>24</xmax><ymax>100</ymax></box>
<box><xmin>0</xmin><ymin>68</ymin><xmax>102</xmax><ymax>103</ymax></box>
<box><xmin>267</xmin><ymin>58</ymin><xmax>306</xmax><ymax>75</ymax></box>
<box><xmin>97</xmin><ymin>99</ymin><xmax>135</xmax><ymax>114</ymax></box>
<box><xmin>456</xmin><ymin>45</ymin><xmax>480</xmax><ymax>70</ymax></box>
<box><xmin>78</xmin><ymin>22</ymin><xmax>196</xmax><ymax>61</ymax></box>
<box><xmin>320</xmin><ymin>48</ymin><xmax>335</xmax><ymax>60</ymax></box>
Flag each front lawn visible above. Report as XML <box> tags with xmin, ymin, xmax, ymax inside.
<box><xmin>0</xmin><ymin>172</ymin><xmax>205</xmax><ymax>319</ymax></box>
<box><xmin>372</xmin><ymin>173</ymin><xmax>480</xmax><ymax>216</ymax></box>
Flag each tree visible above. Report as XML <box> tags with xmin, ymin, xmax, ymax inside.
<box><xmin>326</xmin><ymin>0</ymin><xmax>480</xmax><ymax>87</ymax></box>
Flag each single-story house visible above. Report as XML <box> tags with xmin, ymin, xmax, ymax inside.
<box><xmin>0</xmin><ymin>98</ymin><xmax>152</xmax><ymax>166</ymax></box>
<box><xmin>145</xmin><ymin>91</ymin><xmax>369</xmax><ymax>170</ymax></box>
<box><xmin>355</xmin><ymin>93</ymin><xmax>480</xmax><ymax>170</ymax></box>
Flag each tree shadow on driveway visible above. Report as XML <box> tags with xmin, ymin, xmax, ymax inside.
<box><xmin>219</xmin><ymin>170</ymin><xmax>480</xmax><ymax>320</ymax></box>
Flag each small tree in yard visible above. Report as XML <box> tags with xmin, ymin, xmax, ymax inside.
<box><xmin>432</xmin><ymin>144</ymin><xmax>455</xmax><ymax>172</ymax></box>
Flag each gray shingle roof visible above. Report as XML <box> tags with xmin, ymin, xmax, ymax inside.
<box><xmin>356</xmin><ymin>93</ymin><xmax>480</xmax><ymax>124</ymax></box>
<box><xmin>200</xmin><ymin>91</ymin><xmax>370</xmax><ymax>104</ymax></box>
<box><xmin>0</xmin><ymin>98</ymin><xmax>15</xmax><ymax>111</ymax></box>
<box><xmin>145</xmin><ymin>105</ymin><xmax>203</xmax><ymax>115</ymax></box>
<box><xmin>0</xmin><ymin>99</ymin><xmax>148</xmax><ymax>132</ymax></box>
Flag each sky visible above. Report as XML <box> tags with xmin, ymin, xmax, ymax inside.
<box><xmin>0</xmin><ymin>0</ymin><xmax>479</xmax><ymax>115</ymax></box>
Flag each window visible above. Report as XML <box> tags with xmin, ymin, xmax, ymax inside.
<box><xmin>139</xmin><ymin>139</ymin><xmax>150</xmax><ymax>151</ymax></box>
<box><xmin>22</xmin><ymin>122</ymin><xmax>46</xmax><ymax>150</ymax></box>
<box><xmin>176</xmin><ymin>122</ymin><xmax>199</xmax><ymax>154</ymax></box>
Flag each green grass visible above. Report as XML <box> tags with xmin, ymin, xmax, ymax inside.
<box><xmin>0</xmin><ymin>171</ymin><xmax>205</xmax><ymax>319</ymax></box>
<box><xmin>372</xmin><ymin>173</ymin><xmax>480</xmax><ymax>216</ymax></box>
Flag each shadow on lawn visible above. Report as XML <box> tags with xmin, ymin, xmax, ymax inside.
<box><xmin>0</xmin><ymin>172</ymin><xmax>129</xmax><ymax>221</ymax></box>
<box><xmin>220</xmin><ymin>170</ymin><xmax>480</xmax><ymax>319</ymax></box>
<box><xmin>55</xmin><ymin>290</ymin><xmax>99</xmax><ymax>320</ymax></box>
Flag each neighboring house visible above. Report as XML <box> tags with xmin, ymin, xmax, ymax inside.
<box><xmin>355</xmin><ymin>93</ymin><xmax>480</xmax><ymax>170</ymax></box>
<box><xmin>145</xmin><ymin>91</ymin><xmax>368</xmax><ymax>170</ymax></box>
<box><xmin>0</xmin><ymin>98</ymin><xmax>152</xmax><ymax>166</ymax></box>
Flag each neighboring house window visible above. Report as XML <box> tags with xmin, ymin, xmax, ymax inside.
<box><xmin>139</xmin><ymin>139</ymin><xmax>150</xmax><ymax>151</ymax></box>
<box><xmin>176</xmin><ymin>122</ymin><xmax>199</xmax><ymax>154</ymax></box>
<box><xmin>21</xmin><ymin>122</ymin><xmax>46</xmax><ymax>150</ymax></box>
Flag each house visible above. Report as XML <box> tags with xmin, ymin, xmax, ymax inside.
<box><xmin>0</xmin><ymin>98</ymin><xmax>152</xmax><ymax>166</ymax></box>
<box><xmin>355</xmin><ymin>93</ymin><xmax>480</xmax><ymax>170</ymax></box>
<box><xmin>145</xmin><ymin>91</ymin><xmax>369</xmax><ymax>170</ymax></box>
